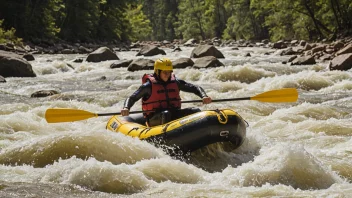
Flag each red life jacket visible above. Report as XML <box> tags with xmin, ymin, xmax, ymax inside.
<box><xmin>142</xmin><ymin>73</ymin><xmax>181</xmax><ymax>116</ymax></box>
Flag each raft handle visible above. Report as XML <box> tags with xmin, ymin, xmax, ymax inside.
<box><xmin>214</xmin><ymin>109</ymin><xmax>228</xmax><ymax>124</ymax></box>
<box><xmin>220</xmin><ymin>131</ymin><xmax>229</xmax><ymax>137</ymax></box>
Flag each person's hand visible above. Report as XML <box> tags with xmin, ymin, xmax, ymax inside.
<box><xmin>202</xmin><ymin>97</ymin><xmax>212</xmax><ymax>104</ymax></box>
<box><xmin>120</xmin><ymin>108</ymin><xmax>130</xmax><ymax>116</ymax></box>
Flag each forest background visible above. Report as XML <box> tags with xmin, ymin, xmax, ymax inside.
<box><xmin>0</xmin><ymin>0</ymin><xmax>351</xmax><ymax>46</ymax></box>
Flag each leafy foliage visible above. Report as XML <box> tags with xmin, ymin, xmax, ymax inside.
<box><xmin>0</xmin><ymin>20</ymin><xmax>22</xmax><ymax>44</ymax></box>
<box><xmin>125</xmin><ymin>4</ymin><xmax>152</xmax><ymax>42</ymax></box>
<box><xmin>176</xmin><ymin>0</ymin><xmax>210</xmax><ymax>40</ymax></box>
<box><xmin>0</xmin><ymin>0</ymin><xmax>351</xmax><ymax>43</ymax></box>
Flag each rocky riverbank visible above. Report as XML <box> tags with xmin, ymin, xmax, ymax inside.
<box><xmin>1</xmin><ymin>37</ymin><xmax>352</xmax><ymax>85</ymax></box>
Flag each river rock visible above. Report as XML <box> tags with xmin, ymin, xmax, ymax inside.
<box><xmin>127</xmin><ymin>58</ymin><xmax>154</xmax><ymax>71</ymax></box>
<box><xmin>299</xmin><ymin>40</ymin><xmax>307</xmax><ymax>46</ymax></box>
<box><xmin>173</xmin><ymin>58</ymin><xmax>194</xmax><ymax>69</ymax></box>
<box><xmin>191</xmin><ymin>45</ymin><xmax>225</xmax><ymax>58</ymax></box>
<box><xmin>86</xmin><ymin>47</ymin><xmax>119</xmax><ymax>62</ymax></box>
<box><xmin>110</xmin><ymin>59</ymin><xmax>133</xmax><ymax>69</ymax></box>
<box><xmin>288</xmin><ymin>55</ymin><xmax>298</xmax><ymax>63</ymax></box>
<box><xmin>73</xmin><ymin>58</ymin><xmax>84</xmax><ymax>63</ymax></box>
<box><xmin>23</xmin><ymin>54</ymin><xmax>35</xmax><ymax>61</ymax></box>
<box><xmin>0</xmin><ymin>50</ymin><xmax>36</xmax><ymax>77</ymax></box>
<box><xmin>329</xmin><ymin>53</ymin><xmax>352</xmax><ymax>71</ymax></box>
<box><xmin>184</xmin><ymin>39</ymin><xmax>197</xmax><ymax>46</ymax></box>
<box><xmin>193</xmin><ymin>56</ymin><xmax>224</xmax><ymax>69</ymax></box>
<box><xmin>291</xmin><ymin>55</ymin><xmax>316</xmax><ymax>65</ymax></box>
<box><xmin>272</xmin><ymin>41</ymin><xmax>287</xmax><ymax>49</ymax></box>
<box><xmin>31</xmin><ymin>90</ymin><xmax>59</xmax><ymax>98</ymax></box>
<box><xmin>0</xmin><ymin>75</ymin><xmax>5</xmax><ymax>83</ymax></box>
<box><xmin>336</xmin><ymin>43</ymin><xmax>352</xmax><ymax>56</ymax></box>
<box><xmin>311</xmin><ymin>45</ymin><xmax>326</xmax><ymax>54</ymax></box>
<box><xmin>136</xmin><ymin>45</ymin><xmax>166</xmax><ymax>56</ymax></box>
<box><xmin>172</xmin><ymin>46</ymin><xmax>182</xmax><ymax>52</ymax></box>
<box><xmin>332</xmin><ymin>41</ymin><xmax>345</xmax><ymax>51</ymax></box>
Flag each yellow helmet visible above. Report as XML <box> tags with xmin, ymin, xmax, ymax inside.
<box><xmin>154</xmin><ymin>58</ymin><xmax>173</xmax><ymax>74</ymax></box>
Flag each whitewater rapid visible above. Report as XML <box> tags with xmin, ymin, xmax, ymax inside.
<box><xmin>0</xmin><ymin>46</ymin><xmax>351</xmax><ymax>197</ymax></box>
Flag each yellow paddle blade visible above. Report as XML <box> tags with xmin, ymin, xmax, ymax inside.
<box><xmin>45</xmin><ymin>108</ymin><xmax>98</xmax><ymax>123</ymax></box>
<box><xmin>251</xmin><ymin>88</ymin><xmax>298</xmax><ymax>103</ymax></box>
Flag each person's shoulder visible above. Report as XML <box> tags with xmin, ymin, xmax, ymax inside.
<box><xmin>175</xmin><ymin>77</ymin><xmax>187</xmax><ymax>84</ymax></box>
<box><xmin>142</xmin><ymin>80</ymin><xmax>152</xmax><ymax>86</ymax></box>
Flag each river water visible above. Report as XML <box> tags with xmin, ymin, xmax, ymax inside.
<box><xmin>0</xmin><ymin>46</ymin><xmax>351</xmax><ymax>197</ymax></box>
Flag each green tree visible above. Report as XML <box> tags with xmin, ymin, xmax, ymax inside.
<box><xmin>142</xmin><ymin>0</ymin><xmax>179</xmax><ymax>40</ymax></box>
<box><xmin>96</xmin><ymin>0</ymin><xmax>131</xmax><ymax>41</ymax></box>
<box><xmin>176</xmin><ymin>0</ymin><xmax>209</xmax><ymax>40</ymax></box>
<box><xmin>125</xmin><ymin>4</ymin><xmax>152</xmax><ymax>41</ymax></box>
<box><xmin>59</xmin><ymin>0</ymin><xmax>100</xmax><ymax>42</ymax></box>
<box><xmin>206</xmin><ymin>0</ymin><xmax>228</xmax><ymax>38</ymax></box>
<box><xmin>251</xmin><ymin>0</ymin><xmax>312</xmax><ymax>41</ymax></box>
<box><xmin>222</xmin><ymin>0</ymin><xmax>266</xmax><ymax>40</ymax></box>
<box><xmin>0</xmin><ymin>19</ymin><xmax>22</xmax><ymax>44</ymax></box>
<box><xmin>0</xmin><ymin>0</ymin><xmax>64</xmax><ymax>41</ymax></box>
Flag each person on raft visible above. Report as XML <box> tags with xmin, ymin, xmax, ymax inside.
<box><xmin>120</xmin><ymin>58</ymin><xmax>212</xmax><ymax>127</ymax></box>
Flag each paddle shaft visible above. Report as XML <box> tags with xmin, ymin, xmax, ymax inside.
<box><xmin>182</xmin><ymin>97</ymin><xmax>250</xmax><ymax>103</ymax></box>
<box><xmin>97</xmin><ymin>98</ymin><xmax>249</xmax><ymax>116</ymax></box>
<box><xmin>97</xmin><ymin>110</ymin><xmax>146</xmax><ymax>116</ymax></box>
<box><xmin>45</xmin><ymin>88</ymin><xmax>298</xmax><ymax>123</ymax></box>
<box><xmin>98</xmin><ymin>97</ymin><xmax>250</xmax><ymax>115</ymax></box>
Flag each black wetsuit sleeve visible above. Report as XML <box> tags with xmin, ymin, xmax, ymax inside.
<box><xmin>123</xmin><ymin>81</ymin><xmax>152</xmax><ymax>109</ymax></box>
<box><xmin>176</xmin><ymin>78</ymin><xmax>208</xmax><ymax>98</ymax></box>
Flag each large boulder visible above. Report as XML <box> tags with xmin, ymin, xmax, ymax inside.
<box><xmin>86</xmin><ymin>47</ymin><xmax>119</xmax><ymax>62</ymax></box>
<box><xmin>336</xmin><ymin>43</ymin><xmax>352</xmax><ymax>56</ymax></box>
<box><xmin>191</xmin><ymin>45</ymin><xmax>225</xmax><ymax>58</ymax></box>
<box><xmin>311</xmin><ymin>45</ymin><xmax>326</xmax><ymax>54</ymax></box>
<box><xmin>0</xmin><ymin>75</ymin><xmax>5</xmax><ymax>83</ymax></box>
<box><xmin>329</xmin><ymin>53</ymin><xmax>352</xmax><ymax>71</ymax></box>
<box><xmin>23</xmin><ymin>54</ymin><xmax>35</xmax><ymax>61</ymax></box>
<box><xmin>173</xmin><ymin>58</ymin><xmax>194</xmax><ymax>69</ymax></box>
<box><xmin>184</xmin><ymin>39</ymin><xmax>197</xmax><ymax>46</ymax></box>
<box><xmin>193</xmin><ymin>56</ymin><xmax>224</xmax><ymax>69</ymax></box>
<box><xmin>110</xmin><ymin>59</ymin><xmax>133</xmax><ymax>69</ymax></box>
<box><xmin>0</xmin><ymin>50</ymin><xmax>36</xmax><ymax>77</ymax></box>
<box><xmin>127</xmin><ymin>58</ymin><xmax>154</xmax><ymax>71</ymax></box>
<box><xmin>280</xmin><ymin>48</ymin><xmax>299</xmax><ymax>56</ymax></box>
<box><xmin>136</xmin><ymin>45</ymin><xmax>166</xmax><ymax>56</ymax></box>
<box><xmin>291</xmin><ymin>56</ymin><xmax>316</xmax><ymax>65</ymax></box>
<box><xmin>332</xmin><ymin>41</ymin><xmax>345</xmax><ymax>51</ymax></box>
<box><xmin>272</xmin><ymin>41</ymin><xmax>287</xmax><ymax>49</ymax></box>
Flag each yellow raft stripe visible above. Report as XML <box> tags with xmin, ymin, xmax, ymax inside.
<box><xmin>106</xmin><ymin>109</ymin><xmax>240</xmax><ymax>139</ymax></box>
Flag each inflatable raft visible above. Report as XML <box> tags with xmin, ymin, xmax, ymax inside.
<box><xmin>106</xmin><ymin>109</ymin><xmax>246</xmax><ymax>153</ymax></box>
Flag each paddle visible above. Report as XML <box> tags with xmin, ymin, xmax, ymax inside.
<box><xmin>45</xmin><ymin>88</ymin><xmax>298</xmax><ymax>123</ymax></box>
<box><xmin>45</xmin><ymin>109</ymin><xmax>147</xmax><ymax>123</ymax></box>
<box><xmin>182</xmin><ymin>88</ymin><xmax>298</xmax><ymax>103</ymax></box>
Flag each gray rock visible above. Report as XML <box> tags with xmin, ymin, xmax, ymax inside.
<box><xmin>0</xmin><ymin>50</ymin><xmax>36</xmax><ymax>77</ymax></box>
<box><xmin>86</xmin><ymin>47</ymin><xmax>119</xmax><ymax>62</ymax></box>
<box><xmin>0</xmin><ymin>75</ymin><xmax>6</xmax><ymax>83</ymax></box>
<box><xmin>336</xmin><ymin>43</ymin><xmax>352</xmax><ymax>56</ymax></box>
<box><xmin>136</xmin><ymin>45</ymin><xmax>166</xmax><ymax>56</ymax></box>
<box><xmin>31</xmin><ymin>90</ymin><xmax>59</xmax><ymax>98</ymax></box>
<box><xmin>329</xmin><ymin>53</ymin><xmax>352</xmax><ymax>71</ymax></box>
<box><xmin>173</xmin><ymin>58</ymin><xmax>194</xmax><ymax>69</ymax></box>
<box><xmin>291</xmin><ymin>56</ymin><xmax>316</xmax><ymax>65</ymax></box>
<box><xmin>23</xmin><ymin>54</ymin><xmax>35</xmax><ymax>61</ymax></box>
<box><xmin>193</xmin><ymin>56</ymin><xmax>224</xmax><ymax>69</ymax></box>
<box><xmin>127</xmin><ymin>58</ymin><xmax>154</xmax><ymax>71</ymax></box>
<box><xmin>191</xmin><ymin>45</ymin><xmax>225</xmax><ymax>58</ymax></box>
<box><xmin>184</xmin><ymin>39</ymin><xmax>197</xmax><ymax>46</ymax></box>
<box><xmin>110</xmin><ymin>59</ymin><xmax>133</xmax><ymax>69</ymax></box>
